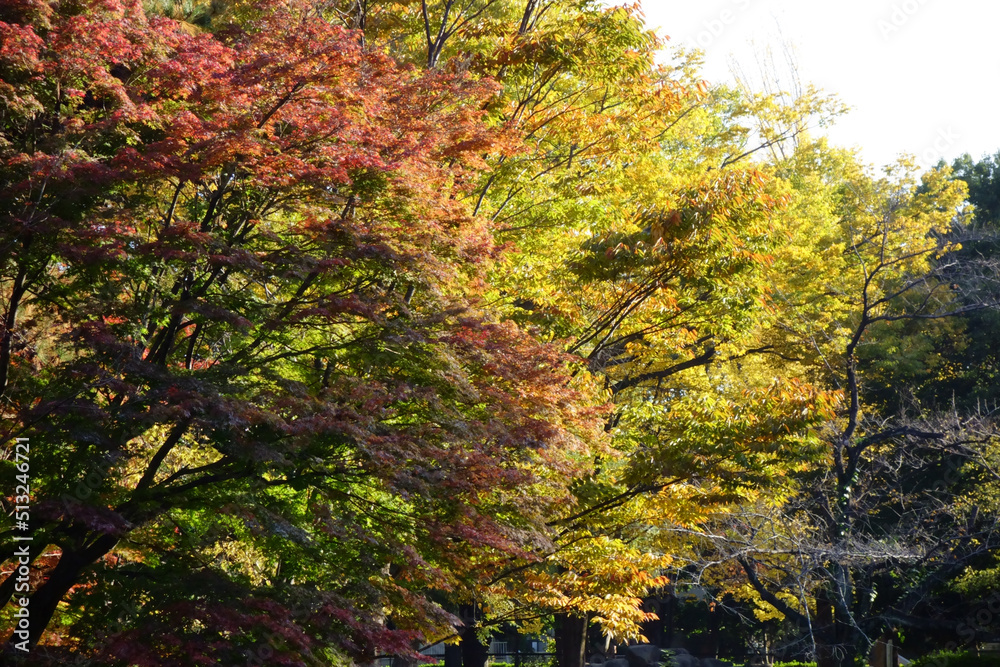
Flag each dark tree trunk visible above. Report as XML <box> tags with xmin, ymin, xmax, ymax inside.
<box><xmin>5</xmin><ymin>533</ymin><xmax>119</xmax><ymax>649</ymax></box>
<box><xmin>665</xmin><ymin>590</ymin><xmax>676</xmax><ymax>648</ymax></box>
<box><xmin>815</xmin><ymin>587</ymin><xmax>838</xmax><ymax>667</ymax></box>
<box><xmin>460</xmin><ymin>605</ymin><xmax>489</xmax><ymax>667</ymax></box>
<box><xmin>641</xmin><ymin>598</ymin><xmax>664</xmax><ymax>649</ymax></box>
<box><xmin>0</xmin><ymin>262</ymin><xmax>28</xmax><ymax>399</ymax></box>
<box><xmin>708</xmin><ymin>602</ymin><xmax>719</xmax><ymax>659</ymax></box>
<box><xmin>554</xmin><ymin>612</ymin><xmax>588</xmax><ymax>667</ymax></box>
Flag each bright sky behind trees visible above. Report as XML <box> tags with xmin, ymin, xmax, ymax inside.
<box><xmin>643</xmin><ymin>0</ymin><xmax>1000</xmax><ymax>170</ymax></box>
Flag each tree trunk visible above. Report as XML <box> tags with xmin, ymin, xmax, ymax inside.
<box><xmin>708</xmin><ymin>602</ymin><xmax>719</xmax><ymax>659</ymax></box>
<box><xmin>665</xmin><ymin>590</ymin><xmax>676</xmax><ymax>648</ymax></box>
<box><xmin>554</xmin><ymin>612</ymin><xmax>588</xmax><ymax>667</ymax></box>
<box><xmin>460</xmin><ymin>605</ymin><xmax>489</xmax><ymax>667</ymax></box>
<box><xmin>815</xmin><ymin>587</ymin><xmax>837</xmax><ymax>667</ymax></box>
<box><xmin>4</xmin><ymin>534</ymin><xmax>118</xmax><ymax>650</ymax></box>
<box><xmin>640</xmin><ymin>598</ymin><xmax>664</xmax><ymax>649</ymax></box>
<box><xmin>0</xmin><ymin>262</ymin><xmax>28</xmax><ymax>399</ymax></box>
<box><xmin>812</xmin><ymin>562</ymin><xmax>864</xmax><ymax>667</ymax></box>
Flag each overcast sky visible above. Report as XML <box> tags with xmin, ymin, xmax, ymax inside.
<box><xmin>640</xmin><ymin>0</ymin><xmax>1000</xmax><ymax>170</ymax></box>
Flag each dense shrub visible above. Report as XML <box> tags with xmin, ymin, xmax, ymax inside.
<box><xmin>911</xmin><ymin>652</ymin><xmax>1000</xmax><ymax>667</ymax></box>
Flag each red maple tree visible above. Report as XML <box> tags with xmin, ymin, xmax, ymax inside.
<box><xmin>0</xmin><ymin>0</ymin><xmax>605</xmax><ymax>662</ymax></box>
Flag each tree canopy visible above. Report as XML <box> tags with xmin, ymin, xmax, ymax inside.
<box><xmin>1</xmin><ymin>0</ymin><xmax>999</xmax><ymax>665</ymax></box>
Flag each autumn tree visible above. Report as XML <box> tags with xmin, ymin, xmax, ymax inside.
<box><xmin>0</xmin><ymin>1</ymin><xmax>828</xmax><ymax>664</ymax></box>
<box><xmin>411</xmin><ymin>15</ymin><xmax>850</xmax><ymax>667</ymax></box>
<box><xmin>865</xmin><ymin>151</ymin><xmax>1000</xmax><ymax>412</ymax></box>
<box><xmin>5</xmin><ymin>1</ymin><xmax>984</xmax><ymax>665</ymax></box>
<box><xmin>0</xmin><ymin>0</ymin><xmax>612</xmax><ymax>662</ymax></box>
<box><xmin>674</xmin><ymin>141</ymin><xmax>1000</xmax><ymax>665</ymax></box>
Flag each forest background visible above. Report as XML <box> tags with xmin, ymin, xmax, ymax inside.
<box><xmin>2</xmin><ymin>0</ymin><xmax>1000</xmax><ymax>665</ymax></box>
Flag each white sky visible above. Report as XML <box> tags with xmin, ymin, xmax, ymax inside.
<box><xmin>639</xmin><ymin>0</ymin><xmax>1000</xmax><ymax>170</ymax></box>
